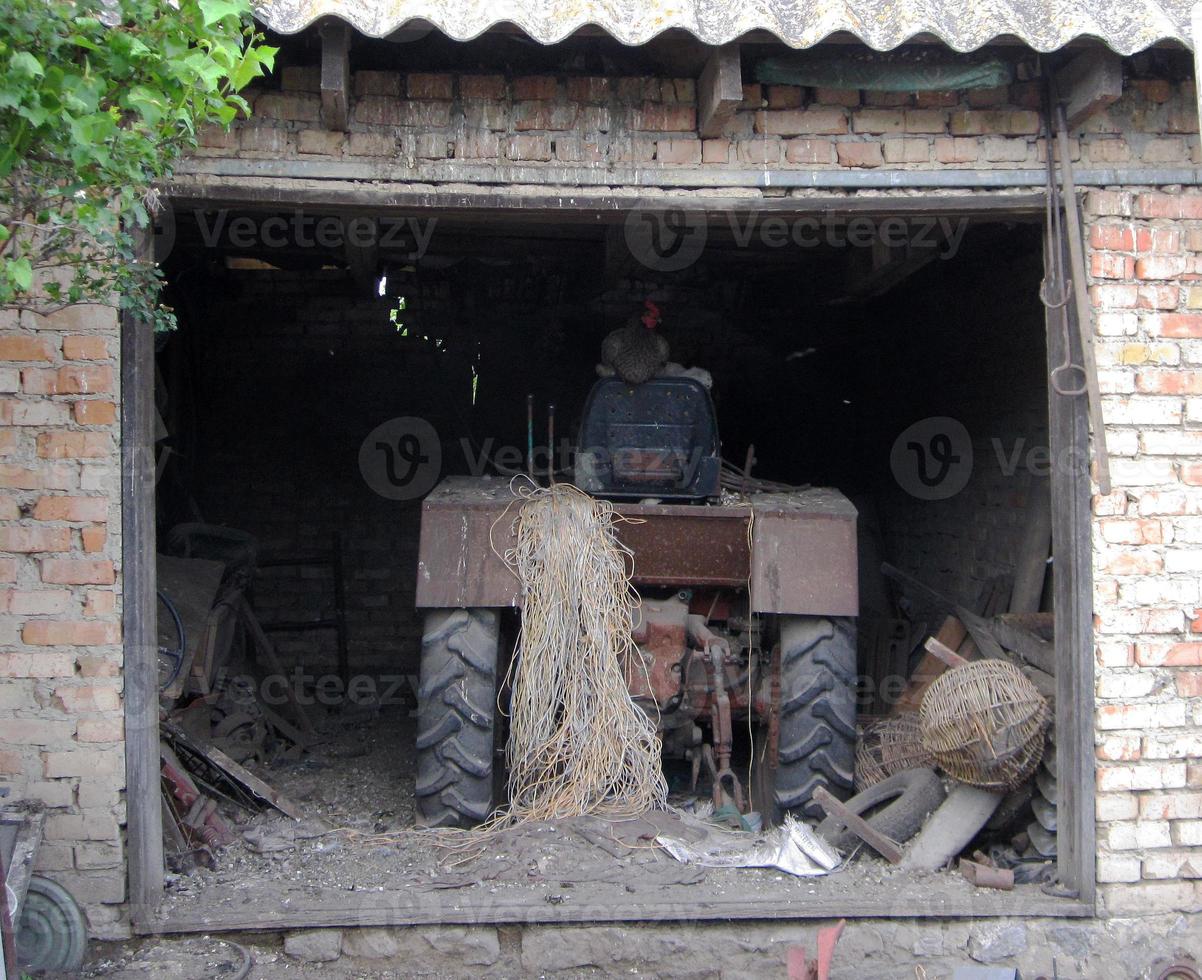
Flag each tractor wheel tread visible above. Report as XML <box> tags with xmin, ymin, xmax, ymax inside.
<box><xmin>416</xmin><ymin>609</ymin><xmax>499</xmax><ymax>829</ymax></box>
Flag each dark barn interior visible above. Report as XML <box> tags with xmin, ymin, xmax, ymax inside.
<box><xmin>150</xmin><ymin>202</ymin><xmax>1059</xmax><ymax>911</ymax></box>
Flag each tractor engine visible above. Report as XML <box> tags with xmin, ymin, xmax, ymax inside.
<box><xmin>627</xmin><ymin>592</ymin><xmax>766</xmax><ymax>809</ymax></box>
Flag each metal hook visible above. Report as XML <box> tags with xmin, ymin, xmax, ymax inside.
<box><xmin>1039</xmin><ymin>276</ymin><xmax>1070</xmax><ymax>309</ymax></box>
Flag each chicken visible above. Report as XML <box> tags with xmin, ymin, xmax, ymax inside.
<box><xmin>600</xmin><ymin>300</ymin><xmax>670</xmax><ymax>385</ymax></box>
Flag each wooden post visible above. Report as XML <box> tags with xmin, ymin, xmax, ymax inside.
<box><xmin>122</xmin><ymin>227</ymin><xmax>163</xmax><ymax>924</ymax></box>
<box><xmin>1053</xmin><ymin>49</ymin><xmax>1123</xmax><ymax>129</ymax></box>
<box><xmin>320</xmin><ymin>19</ymin><xmax>351</xmax><ymax>132</ymax></box>
<box><xmin>698</xmin><ymin>44</ymin><xmax>742</xmax><ymax>139</ymax></box>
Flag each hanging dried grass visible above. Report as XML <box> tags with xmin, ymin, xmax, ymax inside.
<box><xmin>498</xmin><ymin>481</ymin><xmax>668</xmax><ymax>821</ymax></box>
<box><xmin>919</xmin><ymin>659</ymin><xmax>1050</xmax><ymax>791</ymax></box>
<box><xmin>854</xmin><ymin>715</ymin><xmax>934</xmax><ymax>790</ymax></box>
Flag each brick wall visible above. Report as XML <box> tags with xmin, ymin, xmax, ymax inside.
<box><xmin>193</xmin><ymin>65</ymin><xmax>1199</xmax><ymax>175</ymax></box>
<box><xmin>0</xmin><ymin>301</ymin><xmax>126</xmax><ymax>938</ymax></box>
<box><xmin>1085</xmin><ymin>188</ymin><xmax>1202</xmax><ymax>914</ymax></box>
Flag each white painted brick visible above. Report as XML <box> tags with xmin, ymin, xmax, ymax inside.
<box><xmin>1098</xmin><ymin>702</ymin><xmax>1187</xmax><ymax>730</ymax></box>
<box><xmin>1166</xmin><ymin>550</ymin><xmax>1202</xmax><ymax>573</ymax></box>
<box><xmin>1142</xmin><ymin>430</ymin><xmax>1202</xmax><ymax>455</ymax></box>
<box><xmin>1097</xmin><ymin>792</ymin><xmax>1140</xmax><ymax>821</ymax></box>
<box><xmin>1144</xmin><ymin>733</ymin><xmax>1202</xmax><ymax>759</ymax></box>
<box><xmin>1120</xmin><ymin>577</ymin><xmax>1201</xmax><ymax>604</ymax></box>
<box><xmin>1172</xmin><ymin>820</ymin><xmax>1202</xmax><ymax>846</ymax></box>
<box><xmin>1143</xmin><ymin>849</ymin><xmax>1202</xmax><ymax>879</ymax></box>
<box><xmin>1101</xmin><ymin>396</ymin><xmax>1184</xmax><ymax>425</ymax></box>
<box><xmin>0</xmin><ymin>368</ymin><xmax>19</xmax><ymax>393</ymax></box>
<box><xmin>1107</xmin><ymin>820</ymin><xmax>1173</xmax><ymax>850</ymax></box>
<box><xmin>1096</xmin><ymin>312</ymin><xmax>1139</xmax><ymax>336</ymax></box>
<box><xmin>1097</xmin><ymin>671</ymin><xmax>1160</xmax><ymax>699</ymax></box>
<box><xmin>1108</xmin><ymin>457</ymin><xmax>1176</xmax><ymax>486</ymax></box>
<box><xmin>1097</xmin><ymin>853</ymin><xmax>1142</xmax><ymax>883</ymax></box>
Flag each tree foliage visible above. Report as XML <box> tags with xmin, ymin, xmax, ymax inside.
<box><xmin>0</xmin><ymin>0</ymin><xmax>275</xmax><ymax>329</ymax></box>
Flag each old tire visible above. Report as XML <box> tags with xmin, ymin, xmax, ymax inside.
<box><xmin>16</xmin><ymin>875</ymin><xmax>87</xmax><ymax>973</ymax></box>
<box><xmin>816</xmin><ymin>767</ymin><xmax>946</xmax><ymax>853</ymax></box>
<box><xmin>773</xmin><ymin>616</ymin><xmax>858</xmax><ymax>821</ymax></box>
<box><xmin>415</xmin><ymin>608</ymin><xmax>498</xmax><ymax>828</ymax></box>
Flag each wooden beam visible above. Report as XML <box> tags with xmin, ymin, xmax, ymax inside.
<box><xmin>320</xmin><ymin>19</ymin><xmax>351</xmax><ymax>132</ymax></box>
<box><xmin>1045</xmin><ymin>223</ymin><xmax>1097</xmax><ymax>907</ymax></box>
<box><xmin>121</xmin><ymin>226</ymin><xmax>163</xmax><ymax>926</ymax></box>
<box><xmin>698</xmin><ymin>44</ymin><xmax>742</xmax><ymax>138</ymax></box>
<box><xmin>812</xmin><ymin>787</ymin><xmax>903</xmax><ymax>863</ymax></box>
<box><xmin>1054</xmin><ymin>48</ymin><xmax>1122</xmax><ymax>129</ymax></box>
<box><xmin>1010</xmin><ymin>475</ymin><xmax>1051</xmax><ymax>614</ymax></box>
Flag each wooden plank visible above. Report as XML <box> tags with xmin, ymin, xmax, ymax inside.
<box><xmin>893</xmin><ymin>615</ymin><xmax>969</xmax><ymax>714</ymax></box>
<box><xmin>924</xmin><ymin>636</ymin><xmax>968</xmax><ymax>669</ymax></box>
<box><xmin>1046</xmin><ymin>222</ymin><xmax>1097</xmax><ymax>907</ymax></box>
<box><xmin>698</xmin><ymin>44</ymin><xmax>743</xmax><ymax>138</ymax></box>
<box><xmin>1054</xmin><ymin>49</ymin><xmax>1123</xmax><ymax>129</ymax></box>
<box><xmin>989</xmin><ymin>615</ymin><xmax>1056</xmax><ymax>675</ymax></box>
<box><xmin>1010</xmin><ymin>476</ymin><xmax>1052</xmax><ymax>614</ymax></box>
<box><xmin>881</xmin><ymin>563</ymin><xmax>1006</xmax><ymax>660</ymax></box>
<box><xmin>121</xmin><ymin>235</ymin><xmax>164</xmax><ymax>925</ymax></box>
<box><xmin>238</xmin><ymin>598</ymin><xmax>317</xmax><ymax>735</ymax></box>
<box><xmin>320</xmin><ymin>19</ymin><xmax>351</xmax><ymax>131</ymax></box>
<box><xmin>143</xmin><ymin>882</ymin><xmax>1090</xmax><ymax>934</ymax></box>
<box><xmin>812</xmin><ymin>787</ymin><xmax>903</xmax><ymax>863</ymax></box>
<box><xmin>188</xmin><ymin>741</ymin><xmax>305</xmax><ymax>821</ymax></box>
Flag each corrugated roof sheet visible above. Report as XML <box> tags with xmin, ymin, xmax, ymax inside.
<box><xmin>254</xmin><ymin>0</ymin><xmax>1192</xmax><ymax>54</ymax></box>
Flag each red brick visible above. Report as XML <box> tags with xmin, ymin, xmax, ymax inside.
<box><xmin>852</xmin><ymin>109</ymin><xmax>904</xmax><ymax>135</ymax></box>
<box><xmin>55</xmin><ymin>365</ymin><xmax>113</xmax><ymax>395</ymax></box>
<box><xmin>352</xmin><ymin>70</ymin><xmax>400</xmax><ymax>97</ymax></box>
<box><xmin>737</xmin><ymin>138</ymin><xmax>780</xmax><ymax>165</ymax></box>
<box><xmin>84</xmin><ymin>590</ymin><xmax>115</xmax><ymax>617</ymax></box>
<box><xmin>0</xmin><ymin>496</ymin><xmax>18</xmax><ymax>520</ymax></box>
<box><xmin>1178</xmin><ymin>672</ymin><xmax>1202</xmax><ymax>697</ymax></box>
<box><xmin>76</xmin><ymin>717</ymin><xmax>123</xmax><ymax>743</ymax></box>
<box><xmin>949</xmin><ymin>109</ymin><xmax>1040</xmax><ymax>136</ymax></box>
<box><xmin>1186</xmin><ymin>463</ymin><xmax>1202</xmax><ymax>486</ymax></box>
<box><xmin>632</xmin><ymin>104</ymin><xmax>696</xmax><ymax>132</ymax></box>
<box><xmin>914</xmin><ymin>90</ymin><xmax>958</xmax><ymax>108</ymax></box>
<box><xmin>76</xmin><ymin>653</ymin><xmax>119</xmax><ymax>677</ymax></box>
<box><xmin>504</xmin><ymin>135</ymin><xmax>551</xmax><ymax>162</ymax></box>
<box><xmin>933</xmin><ymin>136</ymin><xmax>978</xmax><ymax>164</ymax></box>
<box><xmin>0</xmin><ymin>430</ymin><xmax>14</xmax><ymax>454</ymax></box>
<box><xmin>814</xmin><ymin>88</ymin><xmax>860</xmax><ymax>107</ymax></box>
<box><xmin>966</xmin><ymin>85</ymin><xmax>1009</xmax><ymax>108</ymax></box>
<box><xmin>37</xmin><ymin>432</ymin><xmax>111</xmax><ymax>459</ymax></box>
<box><xmin>756</xmin><ymin>108</ymin><xmax>846</xmax><ymax>137</ymax></box>
<box><xmin>512</xmin><ymin>76</ymin><xmax>558</xmax><ymax>101</ymax></box>
<box><xmin>1091</xmin><ymin>224</ymin><xmax>1135</xmax><ymax>251</ymax></box>
<box><xmin>1134</xmin><ymin>193</ymin><xmax>1202</xmax><ymax>220</ymax></box>
<box><xmin>565</xmin><ymin>76</ymin><xmax>608</xmax><ymax>104</ymax></box>
<box><xmin>1100</xmin><ymin>552</ymin><xmax>1163</xmax><ymax>575</ymax></box>
<box><xmin>32</xmin><ymin>496</ymin><xmax>108</xmax><ymax>522</ymax></box>
<box><xmin>904</xmin><ymin>110</ymin><xmax>948</xmax><ymax>134</ymax></box>
<box><xmin>701</xmin><ymin>139</ymin><xmax>731</xmax><ymax>164</ymax></box>
<box><xmin>41</xmin><ymin>559</ymin><xmax>114</xmax><ymax>585</ymax></box>
<box><xmin>460</xmin><ymin>74</ymin><xmax>506</xmax><ymax>100</ymax></box>
<box><xmin>1092</xmin><ymin>252</ymin><xmax>1135</xmax><ymax>279</ymax></box>
<box><xmin>1155</xmin><ymin>314</ymin><xmax>1202</xmax><ymax>338</ymax></box>
<box><xmin>785</xmin><ymin>139</ymin><xmax>834</xmax><ymax>164</ymax></box>
<box><xmin>406</xmin><ymin>73</ymin><xmax>453</xmax><ymax>100</ymax></box>
<box><xmin>59</xmin><ymin>334</ymin><xmax>107</xmax><ymax>360</ymax></box>
<box><xmin>1137</xmin><ymin>285</ymin><xmax>1180</xmax><ymax>310</ymax></box>
<box><xmin>23</xmin><ymin>620</ymin><xmax>120</xmax><ymax>646</ymax></box>
<box><xmin>1132</xmin><ymin>79</ymin><xmax>1174</xmax><ymax>103</ymax></box>
<box><xmin>73</xmin><ymin>400</ymin><xmax>116</xmax><ymax>425</ymax></box>
<box><xmin>0</xmin><ymin>464</ymin><xmax>73</xmax><ymax>490</ymax></box>
<box><xmin>0</xmin><ymin>335</ymin><xmax>53</xmax><ymax>361</ymax></box>
<box><xmin>836</xmin><ymin>142</ymin><xmax>884</xmax><ymax>168</ymax></box>
<box><xmin>0</xmin><ymin>558</ymin><xmax>17</xmax><ymax>582</ymax></box>
<box><xmin>740</xmin><ymin>83</ymin><xmax>763</xmax><ymax>108</ymax></box>
<box><xmin>655</xmin><ymin>139</ymin><xmax>702</xmax><ymax>165</ymax></box>
<box><xmin>0</xmin><ymin>751</ymin><xmax>21</xmax><ymax>774</ymax></box>
<box><xmin>1136</xmin><ymin>256</ymin><xmax>1188</xmax><ymax>280</ymax></box>
<box><xmin>864</xmin><ymin>91</ymin><xmax>911</xmax><ymax>107</ymax></box>
<box><xmin>80</xmin><ymin>525</ymin><xmax>105</xmax><ymax>552</ymax></box>
<box><xmin>1136</xmin><ymin>370</ymin><xmax>1202</xmax><ymax>395</ymax></box>
<box><xmin>1136</xmin><ymin>226</ymin><xmax>1182</xmax><ymax>253</ymax></box>
<box><xmin>767</xmin><ymin>85</ymin><xmax>803</xmax><ymax>109</ymax></box>
<box><xmin>53</xmin><ymin>683</ymin><xmax>120</xmax><ymax>712</ymax></box>
<box><xmin>0</xmin><ymin>526</ymin><xmax>71</xmax><ymax>553</ymax></box>
<box><xmin>512</xmin><ymin>101</ymin><xmax>578</xmax><ymax>132</ymax></box>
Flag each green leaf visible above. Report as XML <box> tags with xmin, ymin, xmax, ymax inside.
<box><xmin>8</xmin><ymin>257</ymin><xmax>33</xmax><ymax>292</ymax></box>
<box><xmin>198</xmin><ymin>0</ymin><xmax>245</xmax><ymax>26</ymax></box>
<box><xmin>10</xmin><ymin>51</ymin><xmax>43</xmax><ymax>78</ymax></box>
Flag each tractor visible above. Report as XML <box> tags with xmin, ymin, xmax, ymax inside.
<box><xmin>413</xmin><ymin>375</ymin><xmax>859</xmax><ymax>828</ymax></box>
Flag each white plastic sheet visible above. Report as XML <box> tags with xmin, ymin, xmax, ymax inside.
<box><xmin>656</xmin><ymin>814</ymin><xmax>841</xmax><ymax>877</ymax></box>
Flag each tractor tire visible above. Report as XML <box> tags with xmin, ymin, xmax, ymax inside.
<box><xmin>415</xmin><ymin>608</ymin><xmax>499</xmax><ymax>828</ymax></box>
<box><xmin>16</xmin><ymin>875</ymin><xmax>87</xmax><ymax>973</ymax></box>
<box><xmin>772</xmin><ymin>615</ymin><xmax>858</xmax><ymax>821</ymax></box>
<box><xmin>816</xmin><ymin>767</ymin><xmax>947</xmax><ymax>853</ymax></box>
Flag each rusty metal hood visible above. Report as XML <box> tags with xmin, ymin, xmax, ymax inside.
<box><xmin>254</xmin><ymin>0</ymin><xmax>1191</xmax><ymax>54</ymax></box>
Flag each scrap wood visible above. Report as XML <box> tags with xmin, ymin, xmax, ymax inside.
<box><xmin>893</xmin><ymin>616</ymin><xmax>976</xmax><ymax>715</ymax></box>
<box><xmin>881</xmin><ymin>564</ymin><xmax>1006</xmax><ymax>660</ymax></box>
<box><xmin>811</xmin><ymin>786</ymin><xmax>902</xmax><ymax>864</ymax></box>
<box><xmin>162</xmin><ymin>721</ymin><xmax>305</xmax><ymax>820</ymax></box>
<box><xmin>924</xmin><ymin>636</ymin><xmax>969</xmax><ymax>669</ymax></box>
<box><xmin>787</xmin><ymin>919</ymin><xmax>846</xmax><ymax>980</ymax></box>
<box><xmin>989</xmin><ymin>614</ymin><xmax>1055</xmax><ymax>675</ymax></box>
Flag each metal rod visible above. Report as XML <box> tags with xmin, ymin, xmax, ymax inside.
<box><xmin>1051</xmin><ymin>83</ymin><xmax>1112</xmax><ymax>495</ymax></box>
<box><xmin>526</xmin><ymin>393</ymin><xmax>534</xmax><ymax>478</ymax></box>
<box><xmin>547</xmin><ymin>403</ymin><xmax>555</xmax><ymax>486</ymax></box>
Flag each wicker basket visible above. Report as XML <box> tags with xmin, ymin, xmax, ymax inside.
<box><xmin>855</xmin><ymin>715</ymin><xmax>935</xmax><ymax>790</ymax></box>
<box><xmin>919</xmin><ymin>659</ymin><xmax>1050</xmax><ymax>791</ymax></box>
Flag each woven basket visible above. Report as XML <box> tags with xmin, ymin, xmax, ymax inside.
<box><xmin>919</xmin><ymin>659</ymin><xmax>1050</xmax><ymax>791</ymax></box>
<box><xmin>855</xmin><ymin>715</ymin><xmax>935</xmax><ymax>790</ymax></box>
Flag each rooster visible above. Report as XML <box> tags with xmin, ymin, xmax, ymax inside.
<box><xmin>600</xmin><ymin>300</ymin><xmax>670</xmax><ymax>385</ymax></box>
